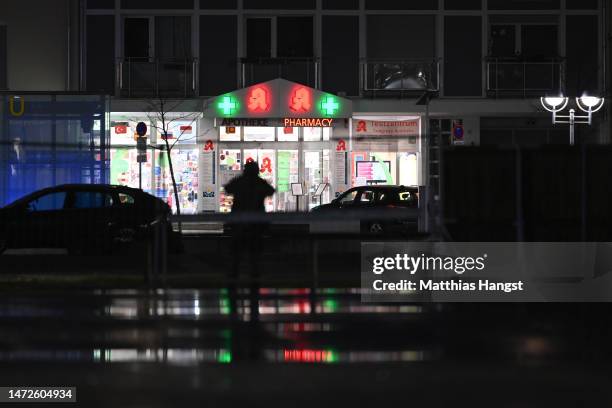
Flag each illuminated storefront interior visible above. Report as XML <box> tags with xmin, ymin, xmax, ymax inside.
<box><xmin>106</xmin><ymin>80</ymin><xmax>422</xmax><ymax>213</ymax></box>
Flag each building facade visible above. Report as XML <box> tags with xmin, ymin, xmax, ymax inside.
<box><xmin>0</xmin><ymin>0</ymin><xmax>609</xmax><ymax>213</ymax></box>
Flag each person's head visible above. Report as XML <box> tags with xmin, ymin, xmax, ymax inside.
<box><xmin>244</xmin><ymin>161</ymin><xmax>260</xmax><ymax>177</ymax></box>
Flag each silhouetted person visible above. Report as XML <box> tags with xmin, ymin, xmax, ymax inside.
<box><xmin>224</xmin><ymin>161</ymin><xmax>275</xmax><ymax>283</ymax></box>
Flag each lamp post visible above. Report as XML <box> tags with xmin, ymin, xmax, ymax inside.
<box><xmin>540</xmin><ymin>95</ymin><xmax>605</xmax><ymax>145</ymax></box>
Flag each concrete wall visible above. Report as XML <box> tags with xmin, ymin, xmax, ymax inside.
<box><xmin>0</xmin><ymin>0</ymin><xmax>77</xmax><ymax>91</ymax></box>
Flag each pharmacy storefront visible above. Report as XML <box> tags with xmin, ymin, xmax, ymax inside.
<box><xmin>107</xmin><ymin>79</ymin><xmax>423</xmax><ymax>213</ymax></box>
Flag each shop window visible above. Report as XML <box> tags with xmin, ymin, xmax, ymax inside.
<box><xmin>220</xmin><ymin>126</ymin><xmax>241</xmax><ymax>141</ymax></box>
<box><xmin>110</xmin><ymin>120</ymin><xmax>151</xmax><ymax>146</ymax></box>
<box><xmin>244</xmin><ymin>127</ymin><xmax>275</xmax><ymax>142</ymax></box>
<box><xmin>304</xmin><ymin>127</ymin><xmax>322</xmax><ymax>142</ymax></box>
<box><xmin>110</xmin><ymin>148</ymin><xmax>153</xmax><ymax>192</ymax></box>
<box><xmin>278</xmin><ymin>127</ymin><xmax>298</xmax><ymax>142</ymax></box>
<box><xmin>157</xmin><ymin>120</ymin><xmax>198</xmax><ymax>144</ymax></box>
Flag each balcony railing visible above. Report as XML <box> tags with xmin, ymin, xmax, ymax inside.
<box><xmin>486</xmin><ymin>57</ymin><xmax>564</xmax><ymax>98</ymax></box>
<box><xmin>240</xmin><ymin>57</ymin><xmax>319</xmax><ymax>89</ymax></box>
<box><xmin>117</xmin><ymin>58</ymin><xmax>198</xmax><ymax>98</ymax></box>
<box><xmin>361</xmin><ymin>59</ymin><xmax>440</xmax><ymax>94</ymax></box>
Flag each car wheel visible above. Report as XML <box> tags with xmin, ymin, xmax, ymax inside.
<box><xmin>369</xmin><ymin>222</ymin><xmax>384</xmax><ymax>234</ymax></box>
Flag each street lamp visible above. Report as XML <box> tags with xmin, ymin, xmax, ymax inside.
<box><xmin>540</xmin><ymin>94</ymin><xmax>605</xmax><ymax>145</ymax></box>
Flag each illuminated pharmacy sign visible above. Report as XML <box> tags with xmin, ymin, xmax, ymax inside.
<box><xmin>206</xmin><ymin>78</ymin><xmax>352</xmax><ymax>119</ymax></box>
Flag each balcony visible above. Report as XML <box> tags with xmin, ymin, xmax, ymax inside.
<box><xmin>240</xmin><ymin>57</ymin><xmax>319</xmax><ymax>89</ymax></box>
<box><xmin>361</xmin><ymin>59</ymin><xmax>440</xmax><ymax>96</ymax></box>
<box><xmin>486</xmin><ymin>57</ymin><xmax>564</xmax><ymax>98</ymax></box>
<box><xmin>117</xmin><ymin>58</ymin><xmax>198</xmax><ymax>98</ymax></box>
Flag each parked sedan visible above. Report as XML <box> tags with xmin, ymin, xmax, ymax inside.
<box><xmin>0</xmin><ymin>184</ymin><xmax>174</xmax><ymax>254</ymax></box>
<box><xmin>311</xmin><ymin>185</ymin><xmax>419</xmax><ymax>234</ymax></box>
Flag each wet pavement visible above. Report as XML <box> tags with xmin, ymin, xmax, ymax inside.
<box><xmin>0</xmin><ymin>288</ymin><xmax>611</xmax><ymax>406</ymax></box>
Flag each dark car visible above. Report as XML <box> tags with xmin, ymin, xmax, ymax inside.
<box><xmin>311</xmin><ymin>185</ymin><xmax>419</xmax><ymax>234</ymax></box>
<box><xmin>0</xmin><ymin>184</ymin><xmax>175</xmax><ymax>255</ymax></box>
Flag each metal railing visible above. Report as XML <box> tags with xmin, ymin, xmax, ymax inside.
<box><xmin>117</xmin><ymin>57</ymin><xmax>198</xmax><ymax>98</ymax></box>
<box><xmin>240</xmin><ymin>57</ymin><xmax>320</xmax><ymax>89</ymax></box>
<box><xmin>361</xmin><ymin>59</ymin><xmax>440</xmax><ymax>93</ymax></box>
<box><xmin>486</xmin><ymin>57</ymin><xmax>564</xmax><ymax>98</ymax></box>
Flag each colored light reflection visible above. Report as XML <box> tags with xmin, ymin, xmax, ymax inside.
<box><xmin>283</xmin><ymin>349</ymin><xmax>338</xmax><ymax>363</ymax></box>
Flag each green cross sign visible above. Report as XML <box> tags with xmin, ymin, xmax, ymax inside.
<box><xmin>321</xmin><ymin>96</ymin><xmax>340</xmax><ymax>115</ymax></box>
<box><xmin>218</xmin><ymin>96</ymin><xmax>237</xmax><ymax>115</ymax></box>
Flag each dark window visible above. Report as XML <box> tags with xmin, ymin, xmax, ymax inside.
<box><xmin>121</xmin><ymin>0</ymin><xmax>194</xmax><ymax>9</ymax></box>
<box><xmin>488</xmin><ymin>0</ymin><xmax>559</xmax><ymax>9</ymax></box>
<box><xmin>323</xmin><ymin>0</ymin><xmax>359</xmax><ymax>9</ymax></box>
<box><xmin>199</xmin><ymin>15</ymin><xmax>237</xmax><ymax>95</ymax></box>
<box><xmin>490</xmin><ymin>25</ymin><xmax>516</xmax><ymax>57</ymax></box>
<box><xmin>124</xmin><ymin>18</ymin><xmax>150</xmax><ymax>58</ymax></box>
<box><xmin>246</xmin><ymin>18</ymin><xmax>271</xmax><ymax>59</ymax></box>
<box><xmin>200</xmin><ymin>0</ymin><xmax>237</xmax><ymax>8</ymax></box>
<box><xmin>87</xmin><ymin>0</ymin><xmax>114</xmax><ymax>8</ymax></box>
<box><xmin>366</xmin><ymin>0</ymin><xmax>438</xmax><ymax>9</ymax></box>
<box><xmin>444</xmin><ymin>0</ymin><xmax>481</xmax><ymax>9</ymax></box>
<box><xmin>367</xmin><ymin>15</ymin><xmax>436</xmax><ymax>59</ymax></box>
<box><xmin>521</xmin><ymin>25</ymin><xmax>557</xmax><ymax>58</ymax></box>
<box><xmin>445</xmin><ymin>16</ymin><xmax>482</xmax><ymax>96</ymax></box>
<box><xmin>27</xmin><ymin>192</ymin><xmax>67</xmax><ymax>212</ymax></box>
<box><xmin>566</xmin><ymin>15</ymin><xmax>599</xmax><ymax>95</ymax></box>
<box><xmin>73</xmin><ymin>191</ymin><xmax>113</xmax><ymax>209</ymax></box>
<box><xmin>0</xmin><ymin>26</ymin><xmax>6</xmax><ymax>90</ymax></box>
<box><xmin>566</xmin><ymin>0</ymin><xmax>598</xmax><ymax>9</ymax></box>
<box><xmin>86</xmin><ymin>15</ymin><xmax>115</xmax><ymax>92</ymax></box>
<box><xmin>155</xmin><ymin>16</ymin><xmax>191</xmax><ymax>58</ymax></box>
<box><xmin>277</xmin><ymin>17</ymin><xmax>313</xmax><ymax>57</ymax></box>
<box><xmin>243</xmin><ymin>0</ymin><xmax>315</xmax><ymax>9</ymax></box>
<box><xmin>322</xmin><ymin>16</ymin><xmax>359</xmax><ymax>96</ymax></box>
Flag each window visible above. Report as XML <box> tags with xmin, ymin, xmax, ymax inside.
<box><xmin>27</xmin><ymin>192</ymin><xmax>67</xmax><ymax>212</ymax></box>
<box><xmin>118</xmin><ymin>193</ymin><xmax>135</xmax><ymax>204</ymax></box>
<box><xmin>123</xmin><ymin>17</ymin><xmax>191</xmax><ymax>59</ymax></box>
<box><xmin>73</xmin><ymin>191</ymin><xmax>114</xmax><ymax>209</ymax></box>
<box><xmin>489</xmin><ymin>23</ymin><xmax>558</xmax><ymax>58</ymax></box>
<box><xmin>246</xmin><ymin>17</ymin><xmax>313</xmax><ymax>58</ymax></box>
<box><xmin>220</xmin><ymin>126</ymin><xmax>241</xmax><ymax>141</ymax></box>
<box><xmin>357</xmin><ymin>190</ymin><xmax>376</xmax><ymax>203</ymax></box>
<box><xmin>338</xmin><ymin>190</ymin><xmax>358</xmax><ymax>204</ymax></box>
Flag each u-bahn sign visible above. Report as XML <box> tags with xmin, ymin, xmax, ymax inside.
<box><xmin>204</xmin><ymin>78</ymin><xmax>352</xmax><ymax>119</ymax></box>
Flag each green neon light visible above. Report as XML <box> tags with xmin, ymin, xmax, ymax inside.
<box><xmin>320</xmin><ymin>96</ymin><xmax>340</xmax><ymax>116</ymax></box>
<box><xmin>218</xmin><ymin>96</ymin><xmax>237</xmax><ymax>116</ymax></box>
<box><xmin>217</xmin><ymin>349</ymin><xmax>232</xmax><ymax>363</ymax></box>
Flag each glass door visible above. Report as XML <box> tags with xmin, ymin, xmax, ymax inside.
<box><xmin>277</xmin><ymin>150</ymin><xmax>299</xmax><ymax>212</ymax></box>
<box><xmin>304</xmin><ymin>150</ymin><xmax>331</xmax><ymax>210</ymax></box>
